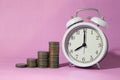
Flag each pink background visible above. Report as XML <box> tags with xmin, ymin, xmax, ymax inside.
<box><xmin>0</xmin><ymin>0</ymin><xmax>120</xmax><ymax>80</ymax></box>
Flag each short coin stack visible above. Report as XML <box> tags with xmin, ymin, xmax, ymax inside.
<box><xmin>37</xmin><ymin>51</ymin><xmax>49</xmax><ymax>68</ymax></box>
<box><xmin>27</xmin><ymin>58</ymin><xmax>37</xmax><ymax>68</ymax></box>
<box><xmin>16</xmin><ymin>63</ymin><xmax>27</xmax><ymax>68</ymax></box>
<box><xmin>49</xmin><ymin>42</ymin><xmax>59</xmax><ymax>68</ymax></box>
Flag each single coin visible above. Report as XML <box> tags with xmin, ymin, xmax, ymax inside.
<box><xmin>38</xmin><ymin>64</ymin><xmax>48</xmax><ymax>68</ymax></box>
<box><xmin>49</xmin><ymin>42</ymin><xmax>59</xmax><ymax>45</ymax></box>
<box><xmin>49</xmin><ymin>56</ymin><xmax>59</xmax><ymax>59</ymax></box>
<box><xmin>37</xmin><ymin>61</ymin><xmax>48</xmax><ymax>65</ymax></box>
<box><xmin>16</xmin><ymin>63</ymin><xmax>27</xmax><ymax>68</ymax></box>
<box><xmin>49</xmin><ymin>54</ymin><xmax>59</xmax><ymax>56</ymax></box>
<box><xmin>38</xmin><ymin>65</ymin><xmax>48</xmax><ymax>68</ymax></box>
<box><xmin>49</xmin><ymin>49</ymin><xmax>59</xmax><ymax>53</ymax></box>
<box><xmin>37</xmin><ymin>59</ymin><xmax>48</xmax><ymax>62</ymax></box>
<box><xmin>38</xmin><ymin>51</ymin><xmax>49</xmax><ymax>59</ymax></box>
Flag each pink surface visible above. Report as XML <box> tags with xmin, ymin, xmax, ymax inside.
<box><xmin>0</xmin><ymin>0</ymin><xmax>120</xmax><ymax>80</ymax></box>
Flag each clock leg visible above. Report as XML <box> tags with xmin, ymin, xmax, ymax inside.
<box><xmin>96</xmin><ymin>63</ymin><xmax>101</xmax><ymax>69</ymax></box>
<box><xmin>69</xmin><ymin>63</ymin><xmax>74</xmax><ymax>67</ymax></box>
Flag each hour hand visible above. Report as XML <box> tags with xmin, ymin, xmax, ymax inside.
<box><xmin>75</xmin><ymin>45</ymin><xmax>83</xmax><ymax>51</ymax></box>
<box><xmin>74</xmin><ymin>43</ymin><xmax>86</xmax><ymax>51</ymax></box>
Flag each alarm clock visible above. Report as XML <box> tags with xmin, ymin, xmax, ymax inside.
<box><xmin>62</xmin><ymin>8</ymin><xmax>108</xmax><ymax>67</ymax></box>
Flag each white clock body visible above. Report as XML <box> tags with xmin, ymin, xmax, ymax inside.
<box><xmin>62</xmin><ymin>22</ymin><xmax>108</xmax><ymax>67</ymax></box>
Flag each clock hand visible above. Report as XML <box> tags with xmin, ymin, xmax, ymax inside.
<box><xmin>75</xmin><ymin>43</ymin><xmax>86</xmax><ymax>51</ymax></box>
<box><xmin>75</xmin><ymin>29</ymin><xmax>87</xmax><ymax>51</ymax></box>
<box><xmin>75</xmin><ymin>45</ymin><xmax>83</xmax><ymax>51</ymax></box>
<box><xmin>83</xmin><ymin>29</ymin><xmax>87</xmax><ymax>54</ymax></box>
<box><xmin>83</xmin><ymin>29</ymin><xmax>86</xmax><ymax>44</ymax></box>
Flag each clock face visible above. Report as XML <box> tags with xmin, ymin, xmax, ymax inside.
<box><xmin>67</xmin><ymin>27</ymin><xmax>103</xmax><ymax>63</ymax></box>
<box><xmin>63</xmin><ymin>23</ymin><xmax>107</xmax><ymax>67</ymax></box>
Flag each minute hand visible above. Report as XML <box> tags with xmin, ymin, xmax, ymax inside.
<box><xmin>83</xmin><ymin>29</ymin><xmax>86</xmax><ymax>43</ymax></box>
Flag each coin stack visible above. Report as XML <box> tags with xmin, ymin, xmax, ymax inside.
<box><xmin>16</xmin><ymin>63</ymin><xmax>27</xmax><ymax>68</ymax></box>
<box><xmin>49</xmin><ymin>42</ymin><xmax>59</xmax><ymax>68</ymax></box>
<box><xmin>27</xmin><ymin>58</ymin><xmax>37</xmax><ymax>68</ymax></box>
<box><xmin>37</xmin><ymin>51</ymin><xmax>49</xmax><ymax>68</ymax></box>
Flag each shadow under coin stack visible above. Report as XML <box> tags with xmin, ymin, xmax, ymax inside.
<box><xmin>49</xmin><ymin>42</ymin><xmax>59</xmax><ymax>68</ymax></box>
<box><xmin>27</xmin><ymin>58</ymin><xmax>37</xmax><ymax>68</ymax></box>
<box><xmin>37</xmin><ymin>51</ymin><xmax>49</xmax><ymax>68</ymax></box>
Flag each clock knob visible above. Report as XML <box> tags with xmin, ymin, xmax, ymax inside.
<box><xmin>90</xmin><ymin>17</ymin><xmax>108</xmax><ymax>28</ymax></box>
<box><xmin>66</xmin><ymin>17</ymin><xmax>83</xmax><ymax>28</ymax></box>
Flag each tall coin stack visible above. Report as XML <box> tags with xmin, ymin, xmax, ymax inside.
<box><xmin>49</xmin><ymin>42</ymin><xmax>59</xmax><ymax>68</ymax></box>
<box><xmin>37</xmin><ymin>51</ymin><xmax>49</xmax><ymax>68</ymax></box>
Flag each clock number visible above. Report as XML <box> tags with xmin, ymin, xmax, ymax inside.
<box><xmin>68</xmin><ymin>42</ymin><xmax>71</xmax><ymax>47</ymax></box>
<box><xmin>83</xmin><ymin>28</ymin><xmax>87</xmax><ymax>32</ymax></box>
<box><xmin>82</xmin><ymin>57</ymin><xmax>85</xmax><ymax>63</ymax></box>
<box><xmin>96</xmin><ymin>36</ymin><xmax>100</xmax><ymax>40</ymax></box>
<box><xmin>91</xmin><ymin>30</ymin><xmax>93</xmax><ymax>35</ymax></box>
<box><xmin>96</xmin><ymin>50</ymin><xmax>98</xmax><ymax>54</ymax></box>
<box><xmin>98</xmin><ymin>43</ymin><xmax>102</xmax><ymax>48</ymax></box>
<box><xmin>69</xmin><ymin>49</ymin><xmax>73</xmax><ymax>54</ymax></box>
<box><xmin>76</xmin><ymin>54</ymin><xmax>78</xmax><ymax>59</ymax></box>
<box><xmin>71</xmin><ymin>35</ymin><xmax>75</xmax><ymax>40</ymax></box>
<box><xmin>76</xmin><ymin>30</ymin><xmax>80</xmax><ymax>35</ymax></box>
<box><xmin>90</xmin><ymin>56</ymin><xmax>93</xmax><ymax>61</ymax></box>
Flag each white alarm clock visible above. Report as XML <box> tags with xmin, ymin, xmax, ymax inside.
<box><xmin>62</xmin><ymin>8</ymin><xmax>108</xmax><ymax>67</ymax></box>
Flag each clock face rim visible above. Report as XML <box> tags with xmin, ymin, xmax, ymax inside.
<box><xmin>62</xmin><ymin>22</ymin><xmax>108</xmax><ymax>67</ymax></box>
